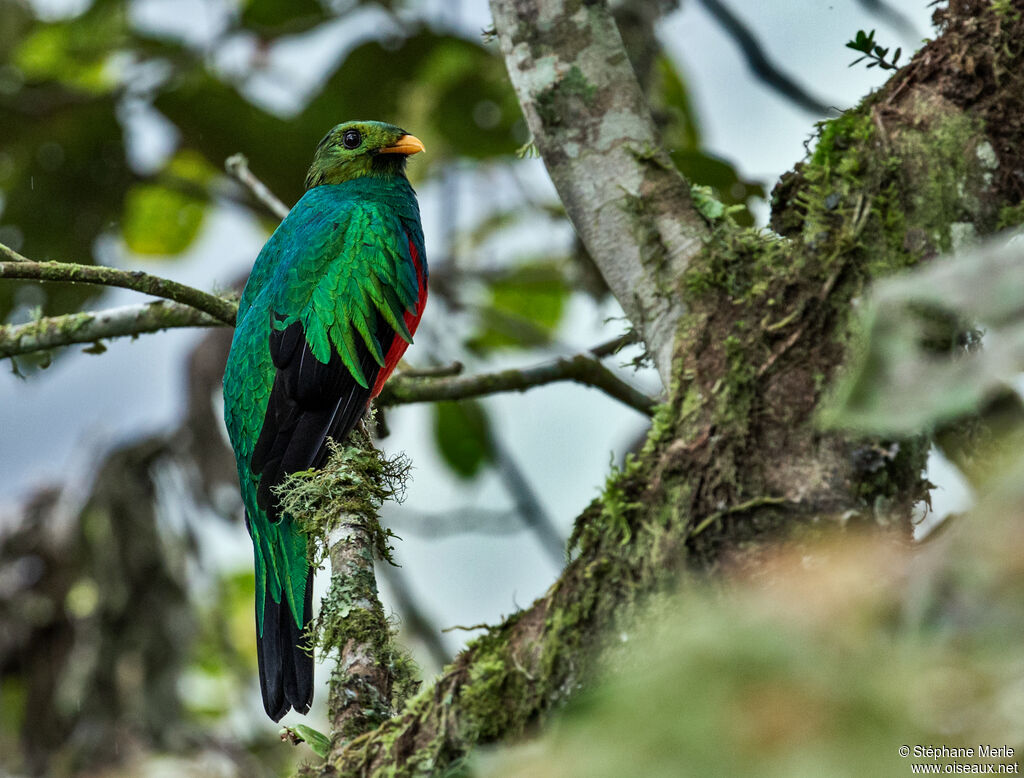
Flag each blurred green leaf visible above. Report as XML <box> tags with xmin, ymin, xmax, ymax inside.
<box><xmin>652</xmin><ymin>54</ymin><xmax>764</xmax><ymax>226</ymax></box>
<box><xmin>121</xmin><ymin>150</ymin><xmax>214</xmax><ymax>256</ymax></box>
<box><xmin>0</xmin><ymin>0</ymin><xmax>32</xmax><ymax>61</ymax></box>
<box><xmin>122</xmin><ymin>184</ymin><xmax>205</xmax><ymax>255</ymax></box>
<box><xmin>671</xmin><ymin>149</ymin><xmax>765</xmax><ymax>226</ymax></box>
<box><xmin>394</xmin><ymin>37</ymin><xmax>522</xmax><ymax>160</ymax></box>
<box><xmin>690</xmin><ymin>184</ymin><xmax>725</xmax><ymax>221</ymax></box>
<box><xmin>154</xmin><ymin>29</ymin><xmax>521</xmax><ymax>206</ymax></box>
<box><xmin>154</xmin><ymin>69</ymin><xmax>314</xmax><ymax>206</ymax></box>
<box><xmin>13</xmin><ymin>1</ymin><xmax>126</xmax><ymax>93</ymax></box>
<box><xmin>0</xmin><ymin>92</ymin><xmax>131</xmax><ymax>321</ymax></box>
<box><xmin>182</xmin><ymin>569</ymin><xmax>257</xmax><ymax>721</ymax></box>
<box><xmin>239</xmin><ymin>0</ymin><xmax>329</xmax><ymax>38</ymax></box>
<box><xmin>165</xmin><ymin>148</ymin><xmax>216</xmax><ymax>185</ymax></box>
<box><xmin>0</xmin><ymin>676</ymin><xmax>26</xmax><ymax>737</ymax></box>
<box><xmin>461</xmin><ymin>209</ymin><xmax>525</xmax><ymax>251</ymax></box>
<box><xmin>823</xmin><ymin>233</ymin><xmax>1024</xmax><ymax>434</ymax></box>
<box><xmin>652</xmin><ymin>54</ymin><xmax>702</xmax><ymax>151</ymax></box>
<box><xmin>237</xmin><ymin>0</ymin><xmax>401</xmax><ymax>38</ymax></box>
<box><xmin>433</xmin><ymin>400</ymin><xmax>494</xmax><ymax>479</ymax></box>
<box><xmin>468</xmin><ymin>262</ymin><xmax>570</xmax><ymax>352</ymax></box>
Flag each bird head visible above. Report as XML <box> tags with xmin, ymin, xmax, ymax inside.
<box><xmin>304</xmin><ymin>120</ymin><xmax>425</xmax><ymax>189</ymax></box>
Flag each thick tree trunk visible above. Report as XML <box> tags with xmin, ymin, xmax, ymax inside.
<box><xmin>311</xmin><ymin>1</ymin><xmax>1024</xmax><ymax>774</ymax></box>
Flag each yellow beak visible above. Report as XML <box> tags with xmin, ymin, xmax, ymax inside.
<box><xmin>379</xmin><ymin>134</ymin><xmax>425</xmax><ymax>156</ymax></box>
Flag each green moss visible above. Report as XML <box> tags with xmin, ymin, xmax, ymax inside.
<box><xmin>991</xmin><ymin>0</ymin><xmax>1021</xmax><ymax>20</ymax></box>
<box><xmin>276</xmin><ymin>425</ymin><xmax>409</xmax><ymax>566</ymax></box>
<box><xmin>330</xmin><ymin>670</ymin><xmax>390</xmax><ymax>740</ymax></box>
<box><xmin>997</xmin><ymin>200</ymin><xmax>1024</xmax><ymax>229</ymax></box>
<box><xmin>560</xmin><ymin>65</ymin><xmax>596</xmax><ymax>102</ymax></box>
<box><xmin>317</xmin><ymin>560</ymin><xmax>382</xmax><ymax>651</ymax></box>
<box><xmin>596</xmin><ymin>460</ymin><xmax>643</xmax><ymax>545</ymax></box>
<box><xmin>320</xmin><ymin>559</ymin><xmax>419</xmax><ymax>740</ymax></box>
<box><xmin>644</xmin><ymin>399</ymin><xmax>681</xmax><ymax>455</ymax></box>
<box><xmin>810</xmin><ymin>111</ymin><xmax>875</xmax><ymax>168</ymax></box>
<box><xmin>659</xmin><ymin>97</ymin><xmax>989</xmax><ymax>543</ymax></box>
<box><xmin>458</xmin><ymin>654</ymin><xmax>522</xmax><ymax>741</ymax></box>
<box><xmin>902</xmin><ymin>113</ymin><xmax>984</xmax><ymax>254</ymax></box>
<box><xmin>779</xmin><ymin>104</ymin><xmax>989</xmax><ymax>284</ymax></box>
<box><xmin>535</xmin><ymin>65</ymin><xmax>597</xmax><ymax>127</ymax></box>
<box><xmin>275</xmin><ymin>426</ymin><xmax>418</xmax><ymax>743</ymax></box>
<box><xmin>620</xmin><ymin>189</ymin><xmax>669</xmax><ymax>273</ymax></box>
<box><xmin>682</xmin><ymin>226</ymin><xmax>790</xmax><ymax>303</ymax></box>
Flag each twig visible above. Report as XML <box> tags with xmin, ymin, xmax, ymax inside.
<box><xmin>756</xmin><ymin>324</ymin><xmax>805</xmax><ymax>378</ymax></box>
<box><xmin>440</xmin><ymin>623</ymin><xmax>495</xmax><ymax>634</ymax></box>
<box><xmin>381</xmin><ymin>506</ymin><xmax>523</xmax><ymax>538</ymax></box>
<box><xmin>690</xmin><ymin>496</ymin><xmax>791</xmax><ymax>536</ymax></box>
<box><xmin>282</xmin><ymin>430</ymin><xmax>408</xmax><ymax>748</ymax></box>
<box><xmin>225</xmin><ymin>153</ymin><xmax>290</xmax><ymax>220</ymax></box>
<box><xmin>0</xmin><ymin>249</ymin><xmax>237</xmax><ymax>325</ymax></box>
<box><xmin>326</xmin><ymin>516</ymin><xmax>395</xmax><ymax>744</ymax></box>
<box><xmin>491</xmin><ymin>437</ymin><xmax>565</xmax><ymax>567</ymax></box>
<box><xmin>694</xmin><ymin>0</ymin><xmax>837</xmax><ymax>116</ymax></box>
<box><xmin>0</xmin><ymin>243</ymin><xmax>29</xmax><ymax>263</ymax></box>
<box><xmin>396</xmin><ymin>361</ymin><xmax>464</xmax><ymax>379</ymax></box>
<box><xmin>377</xmin><ymin>354</ymin><xmax>656</xmax><ymax>417</ymax></box>
<box><xmin>589</xmin><ymin>331</ymin><xmax>639</xmax><ymax>359</ymax></box>
<box><xmin>376</xmin><ymin>565</ymin><xmax>450</xmax><ymax>668</ymax></box>
<box><xmin>855</xmin><ymin>0</ymin><xmax>920</xmax><ymax>40</ymax></box>
<box><xmin>0</xmin><ymin>300</ymin><xmax>225</xmax><ymax>359</ymax></box>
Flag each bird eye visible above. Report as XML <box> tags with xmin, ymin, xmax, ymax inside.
<box><xmin>342</xmin><ymin>129</ymin><xmax>362</xmax><ymax>149</ymax></box>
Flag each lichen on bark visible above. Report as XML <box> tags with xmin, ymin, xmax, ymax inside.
<box><xmin>491</xmin><ymin>0</ymin><xmax>708</xmax><ymax>387</ymax></box>
<box><xmin>0</xmin><ymin>300</ymin><xmax>226</xmax><ymax>360</ymax></box>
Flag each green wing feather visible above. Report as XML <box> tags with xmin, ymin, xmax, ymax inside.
<box><xmin>223</xmin><ymin>178</ymin><xmax>422</xmax><ymax>632</ymax></box>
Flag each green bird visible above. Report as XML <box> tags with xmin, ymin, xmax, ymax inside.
<box><xmin>222</xmin><ymin>121</ymin><xmax>427</xmax><ymax>720</ymax></box>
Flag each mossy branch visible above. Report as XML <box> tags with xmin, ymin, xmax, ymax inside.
<box><xmin>0</xmin><ymin>151</ymin><xmax>288</xmax><ymax>360</ymax></box>
<box><xmin>0</xmin><ymin>243</ymin><xmax>238</xmax><ymax>326</ymax></box>
<box><xmin>0</xmin><ymin>153</ymin><xmax>293</xmax><ymax>359</ymax></box>
<box><xmin>377</xmin><ymin>354</ymin><xmax>656</xmax><ymax>417</ymax></box>
<box><xmin>277</xmin><ymin>427</ymin><xmax>417</xmax><ymax>747</ymax></box>
<box><xmin>0</xmin><ymin>300</ymin><xmax>227</xmax><ymax>360</ymax></box>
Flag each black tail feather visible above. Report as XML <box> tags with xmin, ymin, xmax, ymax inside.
<box><xmin>256</xmin><ymin>570</ymin><xmax>314</xmax><ymax>721</ymax></box>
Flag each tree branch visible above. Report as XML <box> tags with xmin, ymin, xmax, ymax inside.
<box><xmin>278</xmin><ymin>431</ymin><xmax>413</xmax><ymax>747</ymax></box>
<box><xmin>589</xmin><ymin>331</ymin><xmax>639</xmax><ymax>359</ymax></box>
<box><xmin>395</xmin><ymin>361</ymin><xmax>464</xmax><ymax>379</ymax></box>
<box><xmin>376</xmin><ymin>565</ymin><xmax>451</xmax><ymax>669</ymax></box>
<box><xmin>0</xmin><ymin>301</ymin><xmax>225</xmax><ymax>359</ymax></box>
<box><xmin>225</xmin><ymin>153</ymin><xmax>291</xmax><ymax>220</ymax></box>
<box><xmin>491</xmin><ymin>436</ymin><xmax>566</xmax><ymax>567</ymax></box>
<box><xmin>490</xmin><ymin>0</ymin><xmax>709</xmax><ymax>387</ymax></box>
<box><xmin>694</xmin><ymin>0</ymin><xmax>837</xmax><ymax>116</ymax></box>
<box><xmin>376</xmin><ymin>354</ymin><xmax>656</xmax><ymax>417</ymax></box>
<box><xmin>0</xmin><ymin>245</ymin><xmax>238</xmax><ymax>326</ymax></box>
<box><xmin>855</xmin><ymin>0</ymin><xmax>920</xmax><ymax>40</ymax></box>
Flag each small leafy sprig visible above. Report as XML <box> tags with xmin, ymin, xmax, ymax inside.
<box><xmin>846</xmin><ymin>29</ymin><xmax>902</xmax><ymax>70</ymax></box>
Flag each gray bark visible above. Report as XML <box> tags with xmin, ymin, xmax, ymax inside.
<box><xmin>490</xmin><ymin>0</ymin><xmax>709</xmax><ymax>387</ymax></box>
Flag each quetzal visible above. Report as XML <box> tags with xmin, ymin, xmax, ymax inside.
<box><xmin>222</xmin><ymin>121</ymin><xmax>427</xmax><ymax>721</ymax></box>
